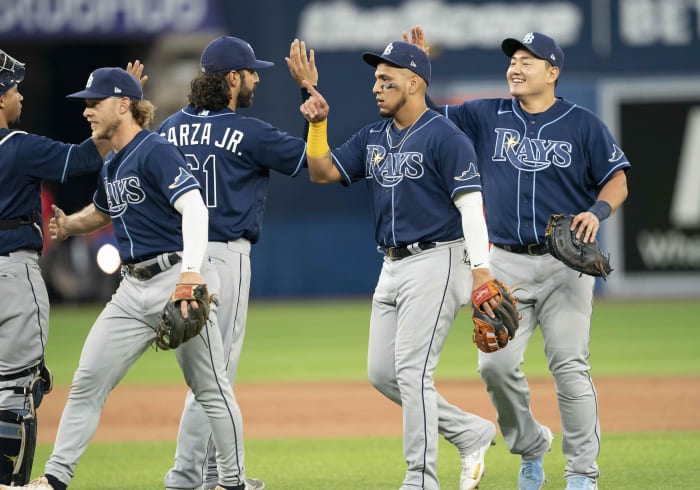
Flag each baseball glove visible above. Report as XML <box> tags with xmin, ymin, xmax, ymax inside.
<box><xmin>471</xmin><ymin>279</ymin><xmax>520</xmax><ymax>353</ymax></box>
<box><xmin>545</xmin><ymin>214</ymin><xmax>613</xmax><ymax>279</ymax></box>
<box><xmin>155</xmin><ymin>283</ymin><xmax>212</xmax><ymax>350</ymax></box>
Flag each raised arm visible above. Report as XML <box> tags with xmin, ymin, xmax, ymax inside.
<box><xmin>285</xmin><ymin>39</ymin><xmax>318</xmax><ymax>88</ymax></box>
<box><xmin>300</xmin><ymin>81</ymin><xmax>343</xmax><ymax>184</ymax></box>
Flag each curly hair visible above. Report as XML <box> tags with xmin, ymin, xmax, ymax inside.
<box><xmin>188</xmin><ymin>72</ymin><xmax>231</xmax><ymax>112</ymax></box>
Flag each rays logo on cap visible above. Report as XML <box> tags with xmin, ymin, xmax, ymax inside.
<box><xmin>85</xmin><ymin>73</ymin><xmax>94</xmax><ymax>88</ymax></box>
<box><xmin>523</xmin><ymin>32</ymin><xmax>535</xmax><ymax>44</ymax></box>
<box><xmin>383</xmin><ymin>43</ymin><xmax>394</xmax><ymax>56</ymax></box>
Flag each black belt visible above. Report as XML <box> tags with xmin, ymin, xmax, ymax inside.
<box><xmin>385</xmin><ymin>242</ymin><xmax>437</xmax><ymax>260</ymax></box>
<box><xmin>0</xmin><ymin>365</ymin><xmax>37</xmax><ymax>382</ymax></box>
<box><xmin>124</xmin><ymin>252</ymin><xmax>181</xmax><ymax>281</ymax></box>
<box><xmin>0</xmin><ymin>211</ymin><xmax>38</xmax><ymax>230</ymax></box>
<box><xmin>494</xmin><ymin>243</ymin><xmax>549</xmax><ymax>256</ymax></box>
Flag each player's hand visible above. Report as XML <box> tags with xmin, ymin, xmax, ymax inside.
<box><xmin>286</xmin><ymin>39</ymin><xmax>318</xmax><ymax>87</ymax></box>
<box><xmin>571</xmin><ymin>211</ymin><xmax>600</xmax><ymax>244</ymax></box>
<box><xmin>177</xmin><ymin>272</ymin><xmax>205</xmax><ymax>318</ymax></box>
<box><xmin>49</xmin><ymin>204</ymin><xmax>69</xmax><ymax>241</ymax></box>
<box><xmin>300</xmin><ymin>80</ymin><xmax>329</xmax><ymax>123</ymax></box>
<box><xmin>403</xmin><ymin>25</ymin><xmax>431</xmax><ymax>57</ymax></box>
<box><xmin>126</xmin><ymin>60</ymin><xmax>148</xmax><ymax>87</ymax></box>
<box><xmin>471</xmin><ymin>268</ymin><xmax>497</xmax><ymax>318</ymax></box>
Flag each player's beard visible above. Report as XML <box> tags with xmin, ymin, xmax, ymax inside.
<box><xmin>237</xmin><ymin>71</ymin><xmax>254</xmax><ymax>108</ymax></box>
<box><xmin>379</xmin><ymin>93</ymin><xmax>408</xmax><ymax>119</ymax></box>
<box><xmin>92</xmin><ymin>118</ymin><xmax>120</xmax><ymax>141</ymax></box>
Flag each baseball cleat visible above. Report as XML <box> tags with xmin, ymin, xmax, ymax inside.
<box><xmin>518</xmin><ymin>426</ymin><xmax>554</xmax><ymax>490</ymax></box>
<box><xmin>460</xmin><ymin>439</ymin><xmax>495</xmax><ymax>490</ymax></box>
<box><xmin>0</xmin><ymin>476</ymin><xmax>54</xmax><ymax>489</ymax></box>
<box><xmin>244</xmin><ymin>477</ymin><xmax>265</xmax><ymax>490</ymax></box>
<box><xmin>211</xmin><ymin>478</ymin><xmax>264</xmax><ymax>490</ymax></box>
<box><xmin>565</xmin><ymin>476</ymin><xmax>598</xmax><ymax>489</ymax></box>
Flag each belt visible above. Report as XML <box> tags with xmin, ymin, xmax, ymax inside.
<box><xmin>124</xmin><ymin>252</ymin><xmax>181</xmax><ymax>281</ymax></box>
<box><xmin>493</xmin><ymin>243</ymin><xmax>549</xmax><ymax>256</ymax></box>
<box><xmin>0</xmin><ymin>365</ymin><xmax>37</xmax><ymax>382</ymax></box>
<box><xmin>385</xmin><ymin>242</ymin><xmax>437</xmax><ymax>260</ymax></box>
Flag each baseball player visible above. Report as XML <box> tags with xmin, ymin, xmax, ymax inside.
<box><xmin>1</xmin><ymin>67</ymin><xmax>247</xmax><ymax>490</ymax></box>
<box><xmin>156</xmin><ymin>36</ymin><xmax>310</xmax><ymax>490</ymax></box>
<box><xmin>297</xmin><ymin>41</ymin><xmax>498</xmax><ymax>490</ymax></box>
<box><xmin>0</xmin><ymin>49</ymin><xmax>105</xmax><ymax>486</ymax></box>
<box><xmin>407</xmin><ymin>27</ymin><xmax>630</xmax><ymax>490</ymax></box>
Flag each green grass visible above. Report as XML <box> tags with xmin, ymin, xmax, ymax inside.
<box><xmin>33</xmin><ymin>299</ymin><xmax>700</xmax><ymax>488</ymax></box>
<box><xmin>45</xmin><ymin>299</ymin><xmax>700</xmax><ymax>385</ymax></box>
<box><xmin>33</xmin><ymin>431</ymin><xmax>700</xmax><ymax>489</ymax></box>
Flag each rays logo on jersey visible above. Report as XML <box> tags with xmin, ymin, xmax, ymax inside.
<box><xmin>608</xmin><ymin>144</ymin><xmax>626</xmax><ymax>163</ymax></box>
<box><xmin>492</xmin><ymin>128</ymin><xmax>572</xmax><ymax>171</ymax></box>
<box><xmin>168</xmin><ymin>167</ymin><xmax>197</xmax><ymax>189</ymax></box>
<box><xmin>104</xmin><ymin>176</ymin><xmax>146</xmax><ymax>217</ymax></box>
<box><xmin>365</xmin><ymin>145</ymin><xmax>424</xmax><ymax>187</ymax></box>
<box><xmin>454</xmin><ymin>162</ymin><xmax>479</xmax><ymax>181</ymax></box>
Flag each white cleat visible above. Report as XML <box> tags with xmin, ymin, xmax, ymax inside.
<box><xmin>460</xmin><ymin>439</ymin><xmax>494</xmax><ymax>490</ymax></box>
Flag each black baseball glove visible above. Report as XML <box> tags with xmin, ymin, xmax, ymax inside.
<box><xmin>155</xmin><ymin>283</ymin><xmax>212</xmax><ymax>350</ymax></box>
<box><xmin>545</xmin><ymin>214</ymin><xmax>613</xmax><ymax>279</ymax></box>
<box><xmin>471</xmin><ymin>279</ymin><xmax>520</xmax><ymax>353</ymax></box>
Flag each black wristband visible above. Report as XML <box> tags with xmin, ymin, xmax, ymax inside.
<box><xmin>301</xmin><ymin>86</ymin><xmax>315</xmax><ymax>102</ymax></box>
<box><xmin>588</xmin><ymin>200</ymin><xmax>612</xmax><ymax>221</ymax></box>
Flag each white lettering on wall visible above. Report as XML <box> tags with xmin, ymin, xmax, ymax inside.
<box><xmin>620</xmin><ymin>0</ymin><xmax>700</xmax><ymax>46</ymax></box>
<box><xmin>637</xmin><ymin>230</ymin><xmax>700</xmax><ymax>267</ymax></box>
<box><xmin>670</xmin><ymin>106</ymin><xmax>700</xmax><ymax>228</ymax></box>
<box><xmin>297</xmin><ymin>0</ymin><xmax>583</xmax><ymax>50</ymax></box>
<box><xmin>0</xmin><ymin>0</ymin><xmax>207</xmax><ymax>34</ymax></box>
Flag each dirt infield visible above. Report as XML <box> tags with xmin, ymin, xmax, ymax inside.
<box><xmin>36</xmin><ymin>376</ymin><xmax>700</xmax><ymax>443</ymax></box>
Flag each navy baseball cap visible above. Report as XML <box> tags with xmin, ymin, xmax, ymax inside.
<box><xmin>67</xmin><ymin>67</ymin><xmax>143</xmax><ymax>100</ymax></box>
<box><xmin>502</xmin><ymin>32</ymin><xmax>564</xmax><ymax>70</ymax></box>
<box><xmin>362</xmin><ymin>41</ymin><xmax>431</xmax><ymax>85</ymax></box>
<box><xmin>200</xmin><ymin>36</ymin><xmax>274</xmax><ymax>73</ymax></box>
<box><xmin>0</xmin><ymin>49</ymin><xmax>25</xmax><ymax>96</ymax></box>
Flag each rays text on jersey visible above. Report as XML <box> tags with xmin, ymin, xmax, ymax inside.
<box><xmin>104</xmin><ymin>176</ymin><xmax>145</xmax><ymax>217</ymax></box>
<box><xmin>365</xmin><ymin>145</ymin><xmax>424</xmax><ymax>187</ymax></box>
<box><xmin>162</xmin><ymin>123</ymin><xmax>244</xmax><ymax>154</ymax></box>
<box><xmin>492</xmin><ymin>128</ymin><xmax>573</xmax><ymax>171</ymax></box>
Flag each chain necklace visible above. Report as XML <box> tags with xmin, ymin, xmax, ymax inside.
<box><xmin>385</xmin><ymin>108</ymin><xmax>429</xmax><ymax>150</ymax></box>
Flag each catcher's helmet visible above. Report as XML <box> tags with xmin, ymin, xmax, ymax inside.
<box><xmin>0</xmin><ymin>49</ymin><xmax>25</xmax><ymax>95</ymax></box>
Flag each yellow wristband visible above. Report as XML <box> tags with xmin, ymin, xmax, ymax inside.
<box><xmin>307</xmin><ymin>119</ymin><xmax>330</xmax><ymax>158</ymax></box>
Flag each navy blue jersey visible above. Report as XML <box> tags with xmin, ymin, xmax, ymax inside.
<box><xmin>331</xmin><ymin>110</ymin><xmax>481</xmax><ymax>247</ymax></box>
<box><xmin>0</xmin><ymin>129</ymin><xmax>102</xmax><ymax>254</ymax></box>
<box><xmin>93</xmin><ymin>130</ymin><xmax>200</xmax><ymax>263</ymax></box>
<box><xmin>157</xmin><ymin>106</ymin><xmax>306</xmax><ymax>243</ymax></box>
<box><xmin>442</xmin><ymin>98</ymin><xmax>631</xmax><ymax>245</ymax></box>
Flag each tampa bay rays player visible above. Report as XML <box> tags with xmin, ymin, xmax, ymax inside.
<box><xmin>297</xmin><ymin>41</ymin><xmax>499</xmax><ymax>490</ymax></box>
<box><xmin>157</xmin><ymin>35</ymin><xmax>308</xmax><ymax>490</ymax></box>
<box><xmin>2</xmin><ymin>68</ymin><xmax>246</xmax><ymax>490</ymax></box>
<box><xmin>407</xmin><ymin>27</ymin><xmax>630</xmax><ymax>490</ymax></box>
<box><xmin>0</xmin><ymin>49</ymin><xmax>104</xmax><ymax>486</ymax></box>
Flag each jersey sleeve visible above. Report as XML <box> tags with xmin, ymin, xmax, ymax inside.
<box><xmin>437</xmin><ymin>129</ymin><xmax>482</xmax><ymax>198</ymax></box>
<box><xmin>582</xmin><ymin>111</ymin><xmax>631</xmax><ymax>186</ymax></box>
<box><xmin>144</xmin><ymin>143</ymin><xmax>202</xmax><ymax>205</ymax></box>
<box><xmin>246</xmin><ymin>118</ymin><xmax>307</xmax><ymax>177</ymax></box>
<box><xmin>15</xmin><ymin>133</ymin><xmax>102</xmax><ymax>183</ymax></box>
<box><xmin>444</xmin><ymin>101</ymin><xmax>480</xmax><ymax>141</ymax></box>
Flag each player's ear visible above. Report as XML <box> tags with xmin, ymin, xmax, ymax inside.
<box><xmin>226</xmin><ymin>70</ymin><xmax>239</xmax><ymax>88</ymax></box>
<box><xmin>548</xmin><ymin>65</ymin><xmax>560</xmax><ymax>84</ymax></box>
<box><xmin>408</xmin><ymin>74</ymin><xmax>421</xmax><ymax>95</ymax></box>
